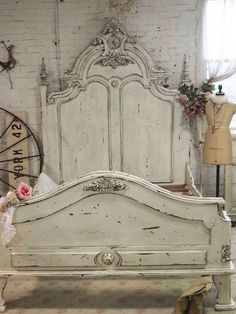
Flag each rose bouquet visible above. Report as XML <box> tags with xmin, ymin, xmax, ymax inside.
<box><xmin>179</xmin><ymin>81</ymin><xmax>215</xmax><ymax>118</ymax></box>
<box><xmin>0</xmin><ymin>182</ymin><xmax>32</xmax><ymax>213</ymax></box>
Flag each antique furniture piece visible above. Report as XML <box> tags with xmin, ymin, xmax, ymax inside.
<box><xmin>0</xmin><ymin>19</ymin><xmax>235</xmax><ymax>312</ymax></box>
<box><xmin>225</xmin><ymin>162</ymin><xmax>236</xmax><ymax>224</ymax></box>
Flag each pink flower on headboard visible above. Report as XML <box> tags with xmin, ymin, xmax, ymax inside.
<box><xmin>16</xmin><ymin>182</ymin><xmax>33</xmax><ymax>201</ymax></box>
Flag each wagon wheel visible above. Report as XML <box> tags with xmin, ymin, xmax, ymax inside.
<box><xmin>0</xmin><ymin>108</ymin><xmax>43</xmax><ymax>196</ymax></box>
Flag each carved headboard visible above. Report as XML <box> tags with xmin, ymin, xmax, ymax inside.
<box><xmin>40</xmin><ymin>19</ymin><xmax>190</xmax><ymax>184</ymax></box>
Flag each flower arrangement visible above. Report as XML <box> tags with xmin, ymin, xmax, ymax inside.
<box><xmin>0</xmin><ymin>182</ymin><xmax>32</xmax><ymax>213</ymax></box>
<box><xmin>179</xmin><ymin>81</ymin><xmax>215</xmax><ymax>118</ymax></box>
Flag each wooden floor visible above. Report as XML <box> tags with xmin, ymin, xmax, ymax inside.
<box><xmin>2</xmin><ymin>227</ymin><xmax>236</xmax><ymax>314</ymax></box>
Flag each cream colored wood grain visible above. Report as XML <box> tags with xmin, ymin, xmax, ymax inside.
<box><xmin>6</xmin><ymin>112</ymin><xmax>29</xmax><ymax>189</ymax></box>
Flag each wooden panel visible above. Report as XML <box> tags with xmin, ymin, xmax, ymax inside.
<box><xmin>11</xmin><ymin>249</ymin><xmax>97</xmax><ymax>268</ymax></box>
<box><xmin>41</xmin><ymin>19</ymin><xmax>190</xmax><ymax>184</ymax></box>
<box><xmin>0</xmin><ymin>115</ymin><xmax>7</xmax><ymax>194</ymax></box>
<box><xmin>120</xmin><ymin>250</ymin><xmax>207</xmax><ymax>266</ymax></box>
<box><xmin>122</xmin><ymin>81</ymin><xmax>172</xmax><ymax>182</ymax></box>
<box><xmin>11</xmin><ymin>248</ymin><xmax>206</xmax><ymax>268</ymax></box>
<box><xmin>6</xmin><ymin>112</ymin><xmax>29</xmax><ymax>189</ymax></box>
<box><xmin>160</xmin><ymin>184</ymin><xmax>187</xmax><ymax>193</ymax></box>
<box><xmin>60</xmin><ymin>82</ymin><xmax>110</xmax><ymax>182</ymax></box>
<box><xmin>12</xmin><ymin>194</ymin><xmax>210</xmax><ymax>248</ymax></box>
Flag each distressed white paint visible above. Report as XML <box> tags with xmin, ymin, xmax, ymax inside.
<box><xmin>60</xmin><ymin>82</ymin><xmax>110</xmax><ymax>180</ymax></box>
<box><xmin>214</xmin><ymin>274</ymin><xmax>236</xmax><ymax>311</ymax></box>
<box><xmin>0</xmin><ymin>171</ymin><xmax>235</xmax><ymax>311</ymax></box>
<box><xmin>42</xmin><ymin>20</ymin><xmax>189</xmax><ymax>184</ymax></box>
<box><xmin>0</xmin><ymin>17</ymin><xmax>235</xmax><ymax>313</ymax></box>
<box><xmin>0</xmin><ymin>278</ymin><xmax>7</xmax><ymax>313</ymax></box>
<box><xmin>122</xmin><ymin>81</ymin><xmax>172</xmax><ymax>181</ymax></box>
<box><xmin>11</xmin><ymin>249</ymin><xmax>207</xmax><ymax>268</ymax></box>
<box><xmin>0</xmin><ymin>0</ymin><xmax>216</xmax><ymax>194</ymax></box>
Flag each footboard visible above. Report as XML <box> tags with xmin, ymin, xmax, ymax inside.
<box><xmin>0</xmin><ymin>171</ymin><xmax>235</xmax><ymax>311</ymax></box>
<box><xmin>0</xmin><ymin>171</ymin><xmax>231</xmax><ymax>272</ymax></box>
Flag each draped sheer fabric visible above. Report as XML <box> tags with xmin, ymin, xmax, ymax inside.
<box><xmin>0</xmin><ymin>173</ymin><xmax>58</xmax><ymax>246</ymax></box>
<box><xmin>203</xmin><ymin>0</ymin><xmax>236</xmax><ymax>82</ymax></box>
<box><xmin>0</xmin><ymin>205</ymin><xmax>16</xmax><ymax>246</ymax></box>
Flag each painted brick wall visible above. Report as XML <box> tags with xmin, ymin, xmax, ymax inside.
<box><xmin>0</xmin><ymin>0</ymin><xmax>198</xmax><ymax>131</ymax></box>
<box><xmin>0</xmin><ymin>0</ymin><xmax>207</xmax><ymax>191</ymax></box>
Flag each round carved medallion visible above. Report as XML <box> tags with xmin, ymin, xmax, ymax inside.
<box><xmin>107</xmin><ymin>35</ymin><xmax>121</xmax><ymax>50</ymax></box>
<box><xmin>95</xmin><ymin>249</ymin><xmax>121</xmax><ymax>268</ymax></box>
<box><xmin>111</xmin><ymin>80</ymin><xmax>119</xmax><ymax>87</ymax></box>
<box><xmin>102</xmin><ymin>253</ymin><xmax>114</xmax><ymax>265</ymax></box>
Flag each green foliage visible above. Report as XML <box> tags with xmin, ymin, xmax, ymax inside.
<box><xmin>178</xmin><ymin>81</ymin><xmax>214</xmax><ymax>118</ymax></box>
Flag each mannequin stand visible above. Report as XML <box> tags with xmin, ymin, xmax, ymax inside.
<box><xmin>216</xmin><ymin>165</ymin><xmax>220</xmax><ymax>197</ymax></box>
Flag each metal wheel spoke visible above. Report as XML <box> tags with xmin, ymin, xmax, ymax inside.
<box><xmin>0</xmin><ymin>134</ymin><xmax>32</xmax><ymax>154</ymax></box>
<box><xmin>0</xmin><ymin>154</ymin><xmax>41</xmax><ymax>163</ymax></box>
<box><xmin>0</xmin><ymin>117</ymin><xmax>15</xmax><ymax>139</ymax></box>
<box><xmin>0</xmin><ymin>177</ymin><xmax>16</xmax><ymax>190</ymax></box>
<box><xmin>0</xmin><ymin>168</ymin><xmax>38</xmax><ymax>178</ymax></box>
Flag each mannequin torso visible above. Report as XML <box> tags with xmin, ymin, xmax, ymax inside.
<box><xmin>203</xmin><ymin>95</ymin><xmax>236</xmax><ymax>165</ymax></box>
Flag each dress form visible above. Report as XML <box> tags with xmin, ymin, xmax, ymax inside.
<box><xmin>203</xmin><ymin>85</ymin><xmax>236</xmax><ymax>195</ymax></box>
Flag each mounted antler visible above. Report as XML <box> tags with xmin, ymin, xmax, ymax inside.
<box><xmin>0</xmin><ymin>41</ymin><xmax>16</xmax><ymax>73</ymax></box>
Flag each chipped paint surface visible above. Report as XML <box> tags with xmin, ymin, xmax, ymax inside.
<box><xmin>0</xmin><ymin>11</ymin><xmax>235</xmax><ymax>311</ymax></box>
<box><xmin>0</xmin><ymin>172</ymin><xmax>234</xmax><ymax>310</ymax></box>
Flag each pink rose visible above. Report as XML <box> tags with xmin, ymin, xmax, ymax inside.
<box><xmin>179</xmin><ymin>94</ymin><xmax>189</xmax><ymax>104</ymax></box>
<box><xmin>204</xmin><ymin>91</ymin><xmax>213</xmax><ymax>100</ymax></box>
<box><xmin>16</xmin><ymin>182</ymin><xmax>32</xmax><ymax>201</ymax></box>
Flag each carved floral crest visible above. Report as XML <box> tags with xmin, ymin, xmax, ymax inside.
<box><xmin>84</xmin><ymin>177</ymin><xmax>127</xmax><ymax>192</ymax></box>
<box><xmin>91</xmin><ymin>19</ymin><xmax>136</xmax><ymax>69</ymax></box>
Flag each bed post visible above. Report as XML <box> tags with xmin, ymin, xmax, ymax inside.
<box><xmin>0</xmin><ymin>277</ymin><xmax>7</xmax><ymax>312</ymax></box>
<box><xmin>214</xmin><ymin>274</ymin><xmax>236</xmax><ymax>311</ymax></box>
<box><xmin>39</xmin><ymin>58</ymin><xmax>48</xmax><ymax>174</ymax></box>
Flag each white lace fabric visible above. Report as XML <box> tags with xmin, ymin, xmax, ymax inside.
<box><xmin>0</xmin><ymin>205</ymin><xmax>16</xmax><ymax>246</ymax></box>
<box><xmin>203</xmin><ymin>0</ymin><xmax>236</xmax><ymax>82</ymax></box>
<box><xmin>0</xmin><ymin>173</ymin><xmax>58</xmax><ymax>246</ymax></box>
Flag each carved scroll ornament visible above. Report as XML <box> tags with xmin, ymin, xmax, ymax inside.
<box><xmin>221</xmin><ymin>244</ymin><xmax>231</xmax><ymax>263</ymax></box>
<box><xmin>91</xmin><ymin>18</ymin><xmax>135</xmax><ymax>69</ymax></box>
<box><xmin>84</xmin><ymin>177</ymin><xmax>127</xmax><ymax>192</ymax></box>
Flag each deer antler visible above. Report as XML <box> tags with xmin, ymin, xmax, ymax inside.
<box><xmin>0</xmin><ymin>41</ymin><xmax>17</xmax><ymax>73</ymax></box>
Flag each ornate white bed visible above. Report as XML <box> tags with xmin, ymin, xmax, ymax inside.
<box><xmin>0</xmin><ymin>19</ymin><xmax>235</xmax><ymax>312</ymax></box>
